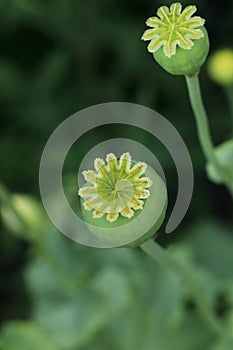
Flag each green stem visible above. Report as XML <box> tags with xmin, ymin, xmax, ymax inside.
<box><xmin>185</xmin><ymin>73</ymin><xmax>232</xmax><ymax>192</ymax></box>
<box><xmin>141</xmin><ymin>239</ymin><xmax>225</xmax><ymax>335</ymax></box>
<box><xmin>185</xmin><ymin>74</ymin><xmax>218</xmax><ymax>165</ymax></box>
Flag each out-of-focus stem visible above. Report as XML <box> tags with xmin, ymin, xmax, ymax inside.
<box><xmin>141</xmin><ymin>239</ymin><xmax>225</xmax><ymax>335</ymax></box>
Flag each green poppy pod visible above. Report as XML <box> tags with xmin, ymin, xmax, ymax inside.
<box><xmin>78</xmin><ymin>153</ymin><xmax>167</xmax><ymax>247</ymax></box>
<box><xmin>142</xmin><ymin>3</ymin><xmax>210</xmax><ymax>76</ymax></box>
<box><xmin>153</xmin><ymin>27</ymin><xmax>209</xmax><ymax>76</ymax></box>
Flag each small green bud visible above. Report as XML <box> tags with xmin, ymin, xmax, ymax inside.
<box><xmin>206</xmin><ymin>140</ymin><xmax>233</xmax><ymax>193</ymax></box>
<box><xmin>1</xmin><ymin>194</ymin><xmax>46</xmax><ymax>237</ymax></box>
<box><xmin>141</xmin><ymin>3</ymin><xmax>209</xmax><ymax>75</ymax></box>
<box><xmin>78</xmin><ymin>153</ymin><xmax>167</xmax><ymax>247</ymax></box>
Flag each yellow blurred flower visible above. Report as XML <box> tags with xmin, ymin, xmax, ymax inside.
<box><xmin>208</xmin><ymin>48</ymin><xmax>233</xmax><ymax>86</ymax></box>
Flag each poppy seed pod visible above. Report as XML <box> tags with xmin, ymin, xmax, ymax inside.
<box><xmin>78</xmin><ymin>153</ymin><xmax>167</xmax><ymax>247</ymax></box>
<box><xmin>142</xmin><ymin>3</ymin><xmax>210</xmax><ymax>75</ymax></box>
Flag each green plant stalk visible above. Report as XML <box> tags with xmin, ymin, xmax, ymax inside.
<box><xmin>141</xmin><ymin>239</ymin><xmax>225</xmax><ymax>335</ymax></box>
<box><xmin>185</xmin><ymin>74</ymin><xmax>232</xmax><ymax>192</ymax></box>
<box><xmin>185</xmin><ymin>74</ymin><xmax>218</xmax><ymax>165</ymax></box>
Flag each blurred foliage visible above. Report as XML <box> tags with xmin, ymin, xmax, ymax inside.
<box><xmin>0</xmin><ymin>0</ymin><xmax>233</xmax><ymax>349</ymax></box>
<box><xmin>1</xmin><ymin>191</ymin><xmax>233</xmax><ymax>349</ymax></box>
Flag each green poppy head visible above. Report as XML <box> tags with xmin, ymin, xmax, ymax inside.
<box><xmin>141</xmin><ymin>2</ymin><xmax>209</xmax><ymax>75</ymax></box>
<box><xmin>78</xmin><ymin>153</ymin><xmax>167</xmax><ymax>247</ymax></box>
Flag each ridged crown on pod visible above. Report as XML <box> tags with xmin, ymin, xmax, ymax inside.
<box><xmin>141</xmin><ymin>2</ymin><xmax>209</xmax><ymax>75</ymax></box>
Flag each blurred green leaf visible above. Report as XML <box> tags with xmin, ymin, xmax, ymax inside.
<box><xmin>25</xmin><ymin>257</ymin><xmax>136</xmax><ymax>349</ymax></box>
<box><xmin>181</xmin><ymin>219</ymin><xmax>233</xmax><ymax>279</ymax></box>
<box><xmin>106</xmin><ymin>249</ymin><xmax>216</xmax><ymax>350</ymax></box>
<box><xmin>211</xmin><ymin>337</ymin><xmax>233</xmax><ymax>350</ymax></box>
<box><xmin>0</xmin><ymin>321</ymin><xmax>58</xmax><ymax>350</ymax></box>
